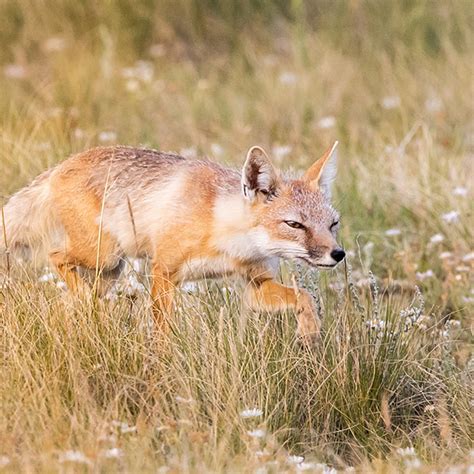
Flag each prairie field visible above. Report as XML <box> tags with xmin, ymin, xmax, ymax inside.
<box><xmin>0</xmin><ymin>1</ymin><xmax>473</xmax><ymax>473</ymax></box>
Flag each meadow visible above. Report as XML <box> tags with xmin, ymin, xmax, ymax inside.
<box><xmin>0</xmin><ymin>1</ymin><xmax>473</xmax><ymax>472</ymax></box>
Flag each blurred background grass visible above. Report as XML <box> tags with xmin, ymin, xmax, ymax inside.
<box><xmin>0</xmin><ymin>1</ymin><xmax>473</xmax><ymax>472</ymax></box>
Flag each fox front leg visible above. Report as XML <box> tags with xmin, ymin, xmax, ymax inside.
<box><xmin>244</xmin><ymin>279</ymin><xmax>321</xmax><ymax>342</ymax></box>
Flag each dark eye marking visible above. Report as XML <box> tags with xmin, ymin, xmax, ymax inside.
<box><xmin>330</xmin><ymin>220</ymin><xmax>339</xmax><ymax>230</ymax></box>
<box><xmin>284</xmin><ymin>220</ymin><xmax>305</xmax><ymax>230</ymax></box>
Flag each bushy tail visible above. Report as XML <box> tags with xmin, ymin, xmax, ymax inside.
<box><xmin>1</xmin><ymin>169</ymin><xmax>60</xmax><ymax>260</ymax></box>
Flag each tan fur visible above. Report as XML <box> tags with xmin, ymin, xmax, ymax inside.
<box><xmin>1</xmin><ymin>144</ymin><xmax>344</xmax><ymax>340</ymax></box>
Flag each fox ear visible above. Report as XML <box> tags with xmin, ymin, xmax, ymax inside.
<box><xmin>242</xmin><ymin>146</ymin><xmax>278</xmax><ymax>202</ymax></box>
<box><xmin>303</xmin><ymin>141</ymin><xmax>338</xmax><ymax>197</ymax></box>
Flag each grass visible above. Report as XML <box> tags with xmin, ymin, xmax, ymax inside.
<box><xmin>0</xmin><ymin>1</ymin><xmax>473</xmax><ymax>472</ymax></box>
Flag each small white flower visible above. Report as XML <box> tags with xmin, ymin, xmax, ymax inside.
<box><xmin>180</xmin><ymin>147</ymin><xmax>197</xmax><ymax>158</ymax></box>
<box><xmin>462</xmin><ymin>252</ymin><xmax>474</xmax><ymax>262</ymax></box>
<box><xmin>366</xmin><ymin>319</ymin><xmax>385</xmax><ymax>331</ymax></box>
<box><xmin>456</xmin><ymin>265</ymin><xmax>470</xmax><ymax>273</ymax></box>
<box><xmin>111</xmin><ymin>420</ymin><xmax>136</xmax><ymax>433</ymax></box>
<box><xmin>287</xmin><ymin>455</ymin><xmax>305</xmax><ymax>464</ymax></box>
<box><xmin>439</xmin><ymin>251</ymin><xmax>453</xmax><ymax>259</ymax></box>
<box><xmin>425</xmin><ymin>97</ymin><xmax>443</xmax><ymax>113</ymax></box>
<box><xmin>430</xmin><ymin>233</ymin><xmax>444</xmax><ymax>244</ymax></box>
<box><xmin>462</xmin><ymin>296</ymin><xmax>474</xmax><ymax>304</ymax></box>
<box><xmin>416</xmin><ymin>269</ymin><xmax>434</xmax><ymax>281</ymax></box>
<box><xmin>59</xmin><ymin>450</ymin><xmax>92</xmax><ymax>465</ymax></box>
<box><xmin>296</xmin><ymin>462</ymin><xmax>319</xmax><ymax>471</ymax></box>
<box><xmin>247</xmin><ymin>429</ymin><xmax>266</xmax><ymax>438</ymax></box>
<box><xmin>240</xmin><ymin>408</ymin><xmax>263</xmax><ymax>419</ymax></box>
<box><xmin>175</xmin><ymin>396</ymin><xmax>194</xmax><ymax>404</ymax></box>
<box><xmin>404</xmin><ymin>457</ymin><xmax>422</xmax><ymax>469</ymax></box>
<box><xmin>103</xmin><ymin>447</ymin><xmax>123</xmax><ymax>459</ymax></box>
<box><xmin>211</xmin><ymin>143</ymin><xmax>224</xmax><ymax>157</ymax></box>
<box><xmin>397</xmin><ymin>447</ymin><xmax>416</xmax><ymax>457</ymax></box>
<box><xmin>279</xmin><ymin>72</ymin><xmax>298</xmax><ymax>85</ymax></box>
<box><xmin>316</xmin><ymin>116</ymin><xmax>336</xmax><ymax>130</ymax></box>
<box><xmin>182</xmin><ymin>282</ymin><xmax>199</xmax><ymax>294</ymax></box>
<box><xmin>452</xmin><ymin>186</ymin><xmax>468</xmax><ymax>197</ymax></box>
<box><xmin>38</xmin><ymin>272</ymin><xmax>56</xmax><ymax>283</ymax></box>
<box><xmin>56</xmin><ymin>281</ymin><xmax>67</xmax><ymax>290</ymax></box>
<box><xmin>381</xmin><ymin>96</ymin><xmax>400</xmax><ymax>109</ymax></box>
<box><xmin>272</xmin><ymin>145</ymin><xmax>293</xmax><ymax>161</ymax></box>
<box><xmin>0</xmin><ymin>456</ymin><xmax>10</xmax><ymax>468</ymax></box>
<box><xmin>385</xmin><ymin>228</ymin><xmax>401</xmax><ymax>236</ymax></box>
<box><xmin>98</xmin><ymin>131</ymin><xmax>117</xmax><ymax>143</ymax></box>
<box><xmin>3</xmin><ymin>64</ymin><xmax>27</xmax><ymax>79</ymax></box>
<box><xmin>74</xmin><ymin>128</ymin><xmax>85</xmax><ymax>139</ymax></box>
<box><xmin>441</xmin><ymin>210</ymin><xmax>460</xmax><ymax>223</ymax></box>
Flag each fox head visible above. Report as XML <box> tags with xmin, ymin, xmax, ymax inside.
<box><xmin>241</xmin><ymin>142</ymin><xmax>345</xmax><ymax>268</ymax></box>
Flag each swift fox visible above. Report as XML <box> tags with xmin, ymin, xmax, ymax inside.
<box><xmin>1</xmin><ymin>142</ymin><xmax>345</xmax><ymax>339</ymax></box>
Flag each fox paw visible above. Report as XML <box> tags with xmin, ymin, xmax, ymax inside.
<box><xmin>296</xmin><ymin>295</ymin><xmax>321</xmax><ymax>344</ymax></box>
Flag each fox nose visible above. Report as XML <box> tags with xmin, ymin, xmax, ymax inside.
<box><xmin>330</xmin><ymin>248</ymin><xmax>346</xmax><ymax>263</ymax></box>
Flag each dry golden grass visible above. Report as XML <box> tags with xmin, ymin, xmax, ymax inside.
<box><xmin>0</xmin><ymin>1</ymin><xmax>473</xmax><ymax>472</ymax></box>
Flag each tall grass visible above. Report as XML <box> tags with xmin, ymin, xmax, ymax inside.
<box><xmin>1</xmin><ymin>0</ymin><xmax>473</xmax><ymax>472</ymax></box>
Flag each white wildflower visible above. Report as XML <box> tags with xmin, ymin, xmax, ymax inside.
<box><xmin>0</xmin><ymin>456</ymin><xmax>10</xmax><ymax>468</ymax></box>
<box><xmin>175</xmin><ymin>396</ymin><xmax>194</xmax><ymax>404</ymax></box>
<box><xmin>38</xmin><ymin>272</ymin><xmax>56</xmax><ymax>283</ymax></box>
<box><xmin>404</xmin><ymin>457</ymin><xmax>422</xmax><ymax>469</ymax></box>
<box><xmin>247</xmin><ymin>429</ymin><xmax>266</xmax><ymax>438</ymax></box>
<box><xmin>272</xmin><ymin>145</ymin><xmax>292</xmax><ymax>161</ymax></box>
<box><xmin>98</xmin><ymin>131</ymin><xmax>117</xmax><ymax>143</ymax></box>
<box><xmin>240</xmin><ymin>408</ymin><xmax>263</xmax><ymax>419</ymax></box>
<box><xmin>452</xmin><ymin>186</ymin><xmax>468</xmax><ymax>197</ymax></box>
<box><xmin>397</xmin><ymin>447</ymin><xmax>416</xmax><ymax>457</ymax></box>
<box><xmin>111</xmin><ymin>420</ymin><xmax>136</xmax><ymax>433</ymax></box>
<box><xmin>211</xmin><ymin>143</ymin><xmax>224</xmax><ymax>157</ymax></box>
<box><xmin>439</xmin><ymin>251</ymin><xmax>453</xmax><ymax>259</ymax></box>
<box><xmin>385</xmin><ymin>228</ymin><xmax>401</xmax><ymax>236</ymax></box>
<box><xmin>279</xmin><ymin>72</ymin><xmax>298</xmax><ymax>85</ymax></box>
<box><xmin>287</xmin><ymin>455</ymin><xmax>305</xmax><ymax>464</ymax></box>
<box><xmin>103</xmin><ymin>447</ymin><xmax>123</xmax><ymax>459</ymax></box>
<box><xmin>416</xmin><ymin>269</ymin><xmax>434</xmax><ymax>281</ymax></box>
<box><xmin>74</xmin><ymin>128</ymin><xmax>85</xmax><ymax>139</ymax></box>
<box><xmin>296</xmin><ymin>462</ymin><xmax>316</xmax><ymax>471</ymax></box>
<box><xmin>430</xmin><ymin>233</ymin><xmax>444</xmax><ymax>244</ymax></box>
<box><xmin>59</xmin><ymin>450</ymin><xmax>92</xmax><ymax>465</ymax></box>
<box><xmin>456</xmin><ymin>265</ymin><xmax>470</xmax><ymax>273</ymax></box>
<box><xmin>56</xmin><ymin>281</ymin><xmax>67</xmax><ymax>290</ymax></box>
<box><xmin>182</xmin><ymin>282</ymin><xmax>199</xmax><ymax>294</ymax></box>
<box><xmin>316</xmin><ymin>116</ymin><xmax>336</xmax><ymax>129</ymax></box>
<box><xmin>381</xmin><ymin>96</ymin><xmax>400</xmax><ymax>109</ymax></box>
<box><xmin>366</xmin><ymin>319</ymin><xmax>385</xmax><ymax>331</ymax></box>
<box><xmin>441</xmin><ymin>210</ymin><xmax>460</xmax><ymax>223</ymax></box>
<box><xmin>3</xmin><ymin>64</ymin><xmax>27</xmax><ymax>79</ymax></box>
<box><xmin>425</xmin><ymin>97</ymin><xmax>443</xmax><ymax>113</ymax></box>
<box><xmin>462</xmin><ymin>296</ymin><xmax>474</xmax><ymax>304</ymax></box>
<box><xmin>462</xmin><ymin>252</ymin><xmax>474</xmax><ymax>262</ymax></box>
<box><xmin>180</xmin><ymin>147</ymin><xmax>197</xmax><ymax>158</ymax></box>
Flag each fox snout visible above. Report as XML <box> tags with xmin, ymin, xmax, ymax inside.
<box><xmin>331</xmin><ymin>248</ymin><xmax>345</xmax><ymax>263</ymax></box>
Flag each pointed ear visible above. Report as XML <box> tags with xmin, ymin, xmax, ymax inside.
<box><xmin>241</xmin><ymin>146</ymin><xmax>278</xmax><ymax>202</ymax></box>
<box><xmin>303</xmin><ymin>141</ymin><xmax>338</xmax><ymax>196</ymax></box>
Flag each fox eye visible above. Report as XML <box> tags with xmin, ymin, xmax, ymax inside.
<box><xmin>330</xmin><ymin>220</ymin><xmax>339</xmax><ymax>230</ymax></box>
<box><xmin>285</xmin><ymin>220</ymin><xmax>305</xmax><ymax>230</ymax></box>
